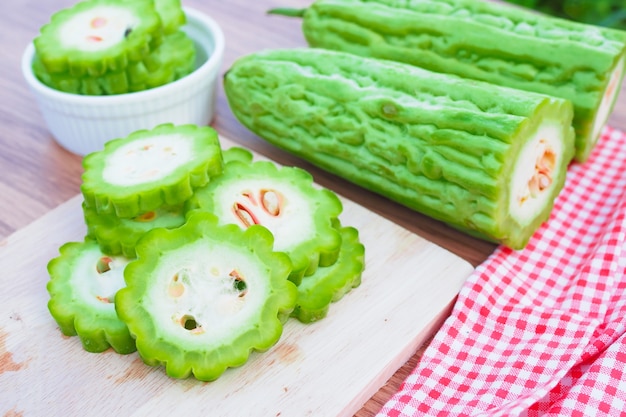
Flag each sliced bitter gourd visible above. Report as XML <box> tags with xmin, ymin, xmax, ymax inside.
<box><xmin>292</xmin><ymin>222</ymin><xmax>365</xmax><ymax>323</ymax></box>
<box><xmin>186</xmin><ymin>159</ymin><xmax>343</xmax><ymax>285</ymax></box>
<box><xmin>83</xmin><ymin>202</ymin><xmax>187</xmax><ymax>258</ymax></box>
<box><xmin>270</xmin><ymin>0</ymin><xmax>626</xmax><ymax>162</ymax></box>
<box><xmin>32</xmin><ymin>53</ymin><xmax>130</xmax><ymax>95</ymax></box>
<box><xmin>222</xmin><ymin>146</ymin><xmax>254</xmax><ymax>165</ymax></box>
<box><xmin>32</xmin><ymin>30</ymin><xmax>195</xmax><ymax>95</ymax></box>
<box><xmin>34</xmin><ymin>0</ymin><xmax>164</xmax><ymax>77</ymax></box>
<box><xmin>224</xmin><ymin>48</ymin><xmax>576</xmax><ymax>249</ymax></box>
<box><xmin>115</xmin><ymin>211</ymin><xmax>297</xmax><ymax>381</ymax></box>
<box><xmin>47</xmin><ymin>239</ymin><xmax>135</xmax><ymax>354</ymax></box>
<box><xmin>81</xmin><ymin>123</ymin><xmax>223</xmax><ymax>218</ymax></box>
<box><xmin>127</xmin><ymin>30</ymin><xmax>195</xmax><ymax>92</ymax></box>
<box><xmin>98</xmin><ymin>0</ymin><xmax>186</xmax><ymax>35</ymax></box>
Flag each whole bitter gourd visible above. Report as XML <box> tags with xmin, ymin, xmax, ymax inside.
<box><xmin>224</xmin><ymin>48</ymin><xmax>575</xmax><ymax>249</ymax></box>
<box><xmin>269</xmin><ymin>0</ymin><xmax>626</xmax><ymax>162</ymax></box>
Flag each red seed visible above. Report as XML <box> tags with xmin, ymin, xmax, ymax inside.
<box><xmin>233</xmin><ymin>203</ymin><xmax>259</xmax><ymax>228</ymax></box>
<box><xmin>260</xmin><ymin>189</ymin><xmax>281</xmax><ymax>216</ymax></box>
<box><xmin>90</xmin><ymin>17</ymin><xmax>107</xmax><ymax>28</ymax></box>
<box><xmin>96</xmin><ymin>257</ymin><xmax>113</xmax><ymax>274</ymax></box>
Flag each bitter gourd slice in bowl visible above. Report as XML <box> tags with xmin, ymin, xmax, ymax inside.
<box><xmin>292</xmin><ymin>223</ymin><xmax>365</xmax><ymax>323</ymax></box>
<box><xmin>115</xmin><ymin>211</ymin><xmax>297</xmax><ymax>381</ymax></box>
<box><xmin>47</xmin><ymin>239</ymin><xmax>135</xmax><ymax>354</ymax></box>
<box><xmin>100</xmin><ymin>0</ymin><xmax>186</xmax><ymax>35</ymax></box>
<box><xmin>224</xmin><ymin>48</ymin><xmax>575</xmax><ymax>249</ymax></box>
<box><xmin>127</xmin><ymin>30</ymin><xmax>195</xmax><ymax>92</ymax></box>
<box><xmin>34</xmin><ymin>0</ymin><xmax>164</xmax><ymax>77</ymax></box>
<box><xmin>186</xmin><ymin>159</ymin><xmax>343</xmax><ymax>285</ymax></box>
<box><xmin>32</xmin><ymin>30</ymin><xmax>195</xmax><ymax>95</ymax></box>
<box><xmin>81</xmin><ymin>123</ymin><xmax>223</xmax><ymax>218</ymax></box>
<box><xmin>271</xmin><ymin>0</ymin><xmax>626</xmax><ymax>162</ymax></box>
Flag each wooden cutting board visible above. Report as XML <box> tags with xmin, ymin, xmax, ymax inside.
<box><xmin>0</xmin><ymin>137</ymin><xmax>474</xmax><ymax>417</ymax></box>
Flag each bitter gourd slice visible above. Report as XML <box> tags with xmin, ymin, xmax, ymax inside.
<box><xmin>115</xmin><ymin>211</ymin><xmax>297</xmax><ymax>381</ymax></box>
<box><xmin>127</xmin><ymin>30</ymin><xmax>195</xmax><ymax>92</ymax></box>
<box><xmin>224</xmin><ymin>48</ymin><xmax>575</xmax><ymax>249</ymax></box>
<box><xmin>270</xmin><ymin>0</ymin><xmax>626</xmax><ymax>162</ymax></box>
<box><xmin>32</xmin><ymin>53</ymin><xmax>130</xmax><ymax>95</ymax></box>
<box><xmin>47</xmin><ymin>239</ymin><xmax>135</xmax><ymax>354</ymax></box>
<box><xmin>292</xmin><ymin>222</ymin><xmax>364</xmax><ymax>323</ymax></box>
<box><xmin>222</xmin><ymin>146</ymin><xmax>254</xmax><ymax>165</ymax></box>
<box><xmin>32</xmin><ymin>30</ymin><xmax>194</xmax><ymax>95</ymax></box>
<box><xmin>98</xmin><ymin>0</ymin><xmax>186</xmax><ymax>35</ymax></box>
<box><xmin>186</xmin><ymin>159</ymin><xmax>343</xmax><ymax>285</ymax></box>
<box><xmin>81</xmin><ymin>123</ymin><xmax>223</xmax><ymax>218</ymax></box>
<box><xmin>34</xmin><ymin>0</ymin><xmax>164</xmax><ymax>77</ymax></box>
<box><xmin>83</xmin><ymin>202</ymin><xmax>187</xmax><ymax>258</ymax></box>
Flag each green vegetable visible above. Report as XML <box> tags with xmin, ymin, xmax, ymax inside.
<box><xmin>101</xmin><ymin>0</ymin><xmax>187</xmax><ymax>34</ymax></box>
<box><xmin>292</xmin><ymin>222</ymin><xmax>365</xmax><ymax>323</ymax></box>
<box><xmin>33</xmin><ymin>30</ymin><xmax>195</xmax><ymax>95</ymax></box>
<box><xmin>221</xmin><ymin>146</ymin><xmax>255</xmax><ymax>165</ymax></box>
<box><xmin>269</xmin><ymin>0</ymin><xmax>626</xmax><ymax>162</ymax></box>
<box><xmin>224</xmin><ymin>48</ymin><xmax>575</xmax><ymax>249</ymax></box>
<box><xmin>115</xmin><ymin>211</ymin><xmax>297</xmax><ymax>381</ymax></box>
<box><xmin>83</xmin><ymin>202</ymin><xmax>187</xmax><ymax>258</ymax></box>
<box><xmin>186</xmin><ymin>159</ymin><xmax>343</xmax><ymax>284</ymax></box>
<box><xmin>34</xmin><ymin>0</ymin><xmax>163</xmax><ymax>77</ymax></box>
<box><xmin>81</xmin><ymin>123</ymin><xmax>223</xmax><ymax>218</ymax></box>
<box><xmin>126</xmin><ymin>30</ymin><xmax>195</xmax><ymax>92</ymax></box>
<box><xmin>47</xmin><ymin>239</ymin><xmax>136</xmax><ymax>354</ymax></box>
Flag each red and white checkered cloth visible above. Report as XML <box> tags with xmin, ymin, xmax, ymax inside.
<box><xmin>378</xmin><ymin>126</ymin><xmax>626</xmax><ymax>416</ymax></box>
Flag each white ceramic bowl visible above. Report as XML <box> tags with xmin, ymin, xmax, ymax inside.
<box><xmin>21</xmin><ymin>7</ymin><xmax>225</xmax><ymax>156</ymax></box>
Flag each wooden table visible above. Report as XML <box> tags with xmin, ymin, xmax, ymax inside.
<box><xmin>2</xmin><ymin>1</ymin><xmax>625</xmax><ymax>415</ymax></box>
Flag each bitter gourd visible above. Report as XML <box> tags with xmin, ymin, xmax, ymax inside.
<box><xmin>32</xmin><ymin>30</ymin><xmax>195</xmax><ymax>95</ymax></box>
<box><xmin>292</xmin><ymin>222</ymin><xmax>364</xmax><ymax>323</ymax></box>
<box><xmin>81</xmin><ymin>123</ymin><xmax>223</xmax><ymax>218</ymax></box>
<box><xmin>47</xmin><ymin>239</ymin><xmax>136</xmax><ymax>354</ymax></box>
<box><xmin>269</xmin><ymin>0</ymin><xmax>626</xmax><ymax>162</ymax></box>
<box><xmin>100</xmin><ymin>0</ymin><xmax>186</xmax><ymax>35</ymax></box>
<box><xmin>186</xmin><ymin>159</ymin><xmax>343</xmax><ymax>285</ymax></box>
<box><xmin>115</xmin><ymin>211</ymin><xmax>297</xmax><ymax>381</ymax></box>
<box><xmin>83</xmin><ymin>202</ymin><xmax>187</xmax><ymax>258</ymax></box>
<box><xmin>224</xmin><ymin>48</ymin><xmax>576</xmax><ymax>249</ymax></box>
<box><xmin>34</xmin><ymin>0</ymin><xmax>164</xmax><ymax>77</ymax></box>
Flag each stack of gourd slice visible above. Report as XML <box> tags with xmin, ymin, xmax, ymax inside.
<box><xmin>46</xmin><ymin>124</ymin><xmax>365</xmax><ymax>381</ymax></box>
<box><xmin>32</xmin><ymin>0</ymin><xmax>194</xmax><ymax>95</ymax></box>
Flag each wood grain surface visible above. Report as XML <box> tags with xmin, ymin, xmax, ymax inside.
<box><xmin>2</xmin><ymin>1</ymin><xmax>626</xmax><ymax>415</ymax></box>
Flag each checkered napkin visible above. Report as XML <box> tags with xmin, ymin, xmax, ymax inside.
<box><xmin>377</xmin><ymin>126</ymin><xmax>626</xmax><ymax>416</ymax></box>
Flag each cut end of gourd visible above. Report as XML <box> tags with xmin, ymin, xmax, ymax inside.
<box><xmin>509</xmin><ymin>121</ymin><xmax>565</xmax><ymax>227</ymax></box>
<box><xmin>590</xmin><ymin>55</ymin><xmax>625</xmax><ymax>150</ymax></box>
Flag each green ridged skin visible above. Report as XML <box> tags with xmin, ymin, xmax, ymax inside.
<box><xmin>152</xmin><ymin>0</ymin><xmax>186</xmax><ymax>34</ymax></box>
<box><xmin>47</xmin><ymin>239</ymin><xmax>136</xmax><ymax>354</ymax></box>
<box><xmin>83</xmin><ymin>202</ymin><xmax>187</xmax><ymax>258</ymax></box>
<box><xmin>81</xmin><ymin>123</ymin><xmax>223</xmax><ymax>218</ymax></box>
<box><xmin>292</xmin><ymin>223</ymin><xmax>365</xmax><ymax>323</ymax></box>
<box><xmin>34</xmin><ymin>0</ymin><xmax>164</xmax><ymax>77</ymax></box>
<box><xmin>224</xmin><ymin>48</ymin><xmax>576</xmax><ymax>249</ymax></box>
<box><xmin>127</xmin><ymin>30</ymin><xmax>195</xmax><ymax>92</ymax></box>
<box><xmin>270</xmin><ymin>0</ymin><xmax>626</xmax><ymax>162</ymax></box>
